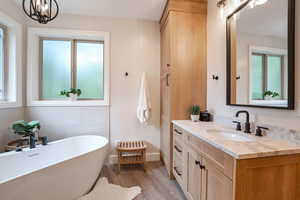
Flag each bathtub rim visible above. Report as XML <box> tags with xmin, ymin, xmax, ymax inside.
<box><xmin>0</xmin><ymin>135</ymin><xmax>109</xmax><ymax>185</ymax></box>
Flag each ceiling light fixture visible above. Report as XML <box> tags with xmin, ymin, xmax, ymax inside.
<box><xmin>22</xmin><ymin>0</ymin><xmax>59</xmax><ymax>24</ymax></box>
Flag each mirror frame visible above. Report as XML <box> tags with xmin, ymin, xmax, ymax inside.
<box><xmin>226</xmin><ymin>0</ymin><xmax>295</xmax><ymax>110</ymax></box>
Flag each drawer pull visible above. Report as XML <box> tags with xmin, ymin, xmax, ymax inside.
<box><xmin>174</xmin><ymin>129</ymin><xmax>182</xmax><ymax>135</ymax></box>
<box><xmin>200</xmin><ymin>165</ymin><xmax>206</xmax><ymax>170</ymax></box>
<box><xmin>174</xmin><ymin>167</ymin><xmax>182</xmax><ymax>176</ymax></box>
<box><xmin>174</xmin><ymin>145</ymin><xmax>182</xmax><ymax>153</ymax></box>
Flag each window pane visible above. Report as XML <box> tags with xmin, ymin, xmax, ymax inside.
<box><xmin>267</xmin><ymin>56</ymin><xmax>282</xmax><ymax>98</ymax></box>
<box><xmin>76</xmin><ymin>42</ymin><xmax>104</xmax><ymax>99</ymax></box>
<box><xmin>42</xmin><ymin>40</ymin><xmax>71</xmax><ymax>99</ymax></box>
<box><xmin>251</xmin><ymin>55</ymin><xmax>264</xmax><ymax>100</ymax></box>
<box><xmin>0</xmin><ymin>28</ymin><xmax>4</xmax><ymax>99</ymax></box>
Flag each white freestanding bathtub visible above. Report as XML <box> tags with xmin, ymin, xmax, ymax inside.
<box><xmin>0</xmin><ymin>135</ymin><xmax>109</xmax><ymax>200</ymax></box>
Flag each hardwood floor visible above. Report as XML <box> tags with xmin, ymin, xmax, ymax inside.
<box><xmin>100</xmin><ymin>161</ymin><xmax>186</xmax><ymax>200</ymax></box>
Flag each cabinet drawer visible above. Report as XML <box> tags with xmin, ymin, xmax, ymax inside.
<box><xmin>173</xmin><ymin>154</ymin><xmax>184</xmax><ymax>188</ymax></box>
<box><xmin>173</xmin><ymin>125</ymin><xmax>185</xmax><ymax>142</ymax></box>
<box><xmin>188</xmin><ymin>134</ymin><xmax>234</xmax><ymax>179</ymax></box>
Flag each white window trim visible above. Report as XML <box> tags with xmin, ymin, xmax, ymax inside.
<box><xmin>0</xmin><ymin>11</ymin><xmax>23</xmax><ymax>109</ymax></box>
<box><xmin>27</xmin><ymin>28</ymin><xmax>110</xmax><ymax>107</ymax></box>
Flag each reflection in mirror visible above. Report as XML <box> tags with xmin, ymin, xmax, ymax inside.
<box><xmin>227</xmin><ymin>0</ymin><xmax>294</xmax><ymax>109</ymax></box>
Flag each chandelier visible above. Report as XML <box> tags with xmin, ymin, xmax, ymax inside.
<box><xmin>22</xmin><ymin>0</ymin><xmax>59</xmax><ymax>24</ymax></box>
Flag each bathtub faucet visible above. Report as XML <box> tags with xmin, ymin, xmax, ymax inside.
<box><xmin>29</xmin><ymin>134</ymin><xmax>36</xmax><ymax>149</ymax></box>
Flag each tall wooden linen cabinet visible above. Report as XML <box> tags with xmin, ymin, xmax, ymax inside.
<box><xmin>160</xmin><ymin>0</ymin><xmax>207</xmax><ymax>177</ymax></box>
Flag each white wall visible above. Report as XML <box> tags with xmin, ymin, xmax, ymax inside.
<box><xmin>25</xmin><ymin>14</ymin><xmax>161</xmax><ymax>158</ymax></box>
<box><xmin>0</xmin><ymin>0</ymin><xmax>25</xmax><ymax>151</ymax></box>
<box><xmin>207</xmin><ymin>0</ymin><xmax>300</xmax><ymax>130</ymax></box>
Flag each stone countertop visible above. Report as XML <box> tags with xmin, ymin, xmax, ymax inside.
<box><xmin>172</xmin><ymin>120</ymin><xmax>300</xmax><ymax>159</ymax></box>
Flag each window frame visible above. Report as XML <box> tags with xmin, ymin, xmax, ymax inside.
<box><xmin>39</xmin><ymin>38</ymin><xmax>105</xmax><ymax>101</ymax></box>
<box><xmin>0</xmin><ymin>11</ymin><xmax>23</xmax><ymax>109</ymax></box>
<box><xmin>0</xmin><ymin>24</ymin><xmax>7</xmax><ymax>101</ymax></box>
<box><xmin>27</xmin><ymin>28</ymin><xmax>110</xmax><ymax>107</ymax></box>
<box><xmin>251</xmin><ymin>52</ymin><xmax>284</xmax><ymax>100</ymax></box>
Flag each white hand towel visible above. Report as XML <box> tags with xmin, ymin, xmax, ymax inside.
<box><xmin>137</xmin><ymin>72</ymin><xmax>151</xmax><ymax>124</ymax></box>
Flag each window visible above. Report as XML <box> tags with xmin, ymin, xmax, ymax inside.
<box><xmin>0</xmin><ymin>25</ymin><xmax>6</xmax><ymax>100</ymax></box>
<box><xmin>251</xmin><ymin>53</ymin><xmax>284</xmax><ymax>100</ymax></box>
<box><xmin>40</xmin><ymin>38</ymin><xmax>104</xmax><ymax>100</ymax></box>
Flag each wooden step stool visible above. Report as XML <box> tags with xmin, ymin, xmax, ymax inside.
<box><xmin>117</xmin><ymin>141</ymin><xmax>147</xmax><ymax>172</ymax></box>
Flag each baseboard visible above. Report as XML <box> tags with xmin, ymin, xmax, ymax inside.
<box><xmin>108</xmin><ymin>152</ymin><xmax>161</xmax><ymax>164</ymax></box>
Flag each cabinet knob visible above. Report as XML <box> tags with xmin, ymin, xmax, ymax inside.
<box><xmin>200</xmin><ymin>165</ymin><xmax>206</xmax><ymax>170</ymax></box>
<box><xmin>195</xmin><ymin>160</ymin><xmax>201</xmax><ymax>165</ymax></box>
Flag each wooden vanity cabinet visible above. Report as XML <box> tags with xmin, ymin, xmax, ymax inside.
<box><xmin>185</xmin><ymin>147</ymin><xmax>202</xmax><ymax>200</ymax></box>
<box><xmin>160</xmin><ymin>0</ymin><xmax>207</xmax><ymax>177</ymax></box>
<box><xmin>201</xmin><ymin>156</ymin><xmax>233</xmax><ymax>200</ymax></box>
<box><xmin>184</xmin><ymin>149</ymin><xmax>233</xmax><ymax>200</ymax></box>
<box><xmin>173</xmin><ymin>124</ymin><xmax>300</xmax><ymax>200</ymax></box>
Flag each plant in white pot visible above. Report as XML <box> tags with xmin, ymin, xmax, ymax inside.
<box><xmin>189</xmin><ymin>105</ymin><xmax>200</xmax><ymax>122</ymax></box>
<box><xmin>263</xmin><ymin>91</ymin><xmax>279</xmax><ymax>100</ymax></box>
<box><xmin>60</xmin><ymin>88</ymin><xmax>82</xmax><ymax>101</ymax></box>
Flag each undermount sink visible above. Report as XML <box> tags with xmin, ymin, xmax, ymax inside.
<box><xmin>206</xmin><ymin>129</ymin><xmax>253</xmax><ymax>142</ymax></box>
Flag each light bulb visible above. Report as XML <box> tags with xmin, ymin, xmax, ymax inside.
<box><xmin>255</xmin><ymin>0</ymin><xmax>268</xmax><ymax>5</ymax></box>
<box><xmin>248</xmin><ymin>0</ymin><xmax>255</xmax><ymax>8</ymax></box>
<box><xmin>41</xmin><ymin>3</ymin><xmax>50</xmax><ymax>16</ymax></box>
<box><xmin>220</xmin><ymin>6</ymin><xmax>225</xmax><ymax>20</ymax></box>
<box><xmin>34</xmin><ymin>0</ymin><xmax>42</xmax><ymax>11</ymax></box>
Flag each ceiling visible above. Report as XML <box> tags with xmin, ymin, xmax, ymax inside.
<box><xmin>15</xmin><ymin>0</ymin><xmax>167</xmax><ymax>21</ymax></box>
<box><xmin>237</xmin><ymin>0</ymin><xmax>288</xmax><ymax>39</ymax></box>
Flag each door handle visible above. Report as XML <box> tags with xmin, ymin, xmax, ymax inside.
<box><xmin>166</xmin><ymin>73</ymin><xmax>170</xmax><ymax>86</ymax></box>
<box><xmin>174</xmin><ymin>145</ymin><xmax>182</xmax><ymax>153</ymax></box>
<box><xmin>174</xmin><ymin>129</ymin><xmax>182</xmax><ymax>135</ymax></box>
<box><xmin>174</xmin><ymin>167</ymin><xmax>182</xmax><ymax>176</ymax></box>
<box><xmin>200</xmin><ymin>164</ymin><xmax>206</xmax><ymax>170</ymax></box>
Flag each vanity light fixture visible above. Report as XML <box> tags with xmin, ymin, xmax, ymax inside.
<box><xmin>248</xmin><ymin>0</ymin><xmax>268</xmax><ymax>8</ymax></box>
<box><xmin>22</xmin><ymin>0</ymin><xmax>59</xmax><ymax>24</ymax></box>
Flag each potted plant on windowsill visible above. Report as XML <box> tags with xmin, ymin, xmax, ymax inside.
<box><xmin>189</xmin><ymin>105</ymin><xmax>200</xmax><ymax>122</ymax></box>
<box><xmin>263</xmin><ymin>91</ymin><xmax>279</xmax><ymax>100</ymax></box>
<box><xmin>60</xmin><ymin>88</ymin><xmax>82</xmax><ymax>101</ymax></box>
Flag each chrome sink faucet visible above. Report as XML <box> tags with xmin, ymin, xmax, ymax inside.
<box><xmin>235</xmin><ymin>110</ymin><xmax>251</xmax><ymax>134</ymax></box>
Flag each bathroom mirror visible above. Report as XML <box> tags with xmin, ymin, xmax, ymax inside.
<box><xmin>226</xmin><ymin>0</ymin><xmax>295</xmax><ymax>109</ymax></box>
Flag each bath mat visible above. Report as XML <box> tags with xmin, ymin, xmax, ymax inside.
<box><xmin>78</xmin><ymin>177</ymin><xmax>141</xmax><ymax>200</ymax></box>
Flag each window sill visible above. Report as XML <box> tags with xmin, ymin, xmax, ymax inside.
<box><xmin>0</xmin><ymin>101</ymin><xmax>22</xmax><ymax>109</ymax></box>
<box><xmin>27</xmin><ymin>100</ymin><xmax>109</xmax><ymax>107</ymax></box>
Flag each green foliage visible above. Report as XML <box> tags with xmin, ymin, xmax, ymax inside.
<box><xmin>189</xmin><ymin>105</ymin><xmax>201</xmax><ymax>115</ymax></box>
<box><xmin>60</xmin><ymin>88</ymin><xmax>82</xmax><ymax>97</ymax></box>
<box><xmin>263</xmin><ymin>91</ymin><xmax>280</xmax><ymax>98</ymax></box>
<box><xmin>12</xmin><ymin>120</ymin><xmax>41</xmax><ymax>136</ymax></box>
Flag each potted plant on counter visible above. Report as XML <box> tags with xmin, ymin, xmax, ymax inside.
<box><xmin>60</xmin><ymin>88</ymin><xmax>82</xmax><ymax>101</ymax></box>
<box><xmin>189</xmin><ymin>105</ymin><xmax>200</xmax><ymax>122</ymax></box>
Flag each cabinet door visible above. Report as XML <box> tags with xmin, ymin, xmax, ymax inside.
<box><xmin>186</xmin><ymin>147</ymin><xmax>202</xmax><ymax>200</ymax></box>
<box><xmin>161</xmin><ymin>118</ymin><xmax>171</xmax><ymax>174</ymax></box>
<box><xmin>160</xmin><ymin>19</ymin><xmax>172</xmax><ymax>176</ymax></box>
<box><xmin>201</xmin><ymin>157</ymin><xmax>233</xmax><ymax>200</ymax></box>
<box><xmin>160</xmin><ymin>19</ymin><xmax>171</xmax><ymax>119</ymax></box>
